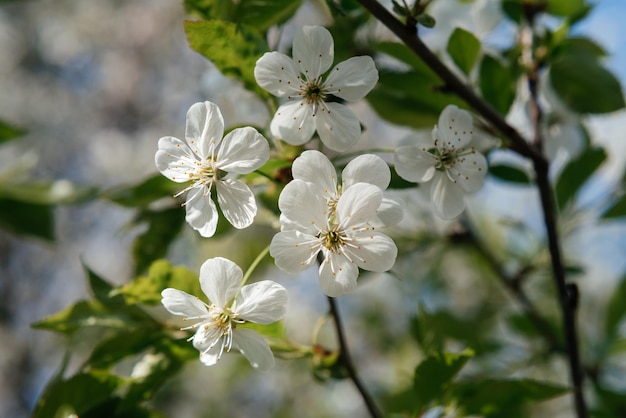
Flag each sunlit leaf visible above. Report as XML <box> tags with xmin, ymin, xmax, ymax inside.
<box><xmin>447</xmin><ymin>27</ymin><xmax>481</xmax><ymax>75</ymax></box>
<box><xmin>104</xmin><ymin>174</ymin><xmax>181</xmax><ymax>208</ymax></box>
<box><xmin>236</xmin><ymin>0</ymin><xmax>303</xmax><ymax>32</ymax></box>
<box><xmin>185</xmin><ymin>20</ymin><xmax>268</xmax><ymax>97</ymax></box>
<box><xmin>546</xmin><ymin>0</ymin><xmax>586</xmax><ymax>17</ymax></box>
<box><xmin>115</xmin><ymin>259</ymin><xmax>201</xmax><ymax>306</ymax></box>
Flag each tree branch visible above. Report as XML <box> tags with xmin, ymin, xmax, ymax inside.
<box><xmin>356</xmin><ymin>1</ymin><xmax>588</xmax><ymax>416</ymax></box>
<box><xmin>327</xmin><ymin>296</ymin><xmax>384</xmax><ymax>418</ymax></box>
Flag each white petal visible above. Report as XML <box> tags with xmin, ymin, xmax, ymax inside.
<box><xmin>393</xmin><ymin>145</ymin><xmax>436</xmax><ymax>183</ymax></box>
<box><xmin>217</xmin><ymin>127</ymin><xmax>269</xmax><ymax>174</ymax></box>
<box><xmin>291</xmin><ymin>150</ymin><xmax>337</xmax><ymax>195</ymax></box>
<box><xmin>342</xmin><ymin>154</ymin><xmax>390</xmax><ymax>190</ymax></box>
<box><xmin>371</xmin><ymin>196</ymin><xmax>404</xmax><ymax>228</ymax></box>
<box><xmin>155</xmin><ymin>136</ymin><xmax>198</xmax><ymax>183</ymax></box>
<box><xmin>316</xmin><ymin>102</ymin><xmax>361</xmax><ymax>152</ymax></box>
<box><xmin>430</xmin><ymin>172</ymin><xmax>466</xmax><ymax>219</ymax></box>
<box><xmin>318</xmin><ymin>252</ymin><xmax>359</xmax><ymax>297</ymax></box>
<box><xmin>454</xmin><ymin>150</ymin><xmax>487</xmax><ymax>193</ymax></box>
<box><xmin>185</xmin><ymin>187</ymin><xmax>218</xmax><ymax>238</ymax></box>
<box><xmin>254</xmin><ymin>52</ymin><xmax>302</xmax><ymax>97</ymax></box>
<box><xmin>278</xmin><ymin>180</ymin><xmax>328</xmax><ymax>231</ymax></box>
<box><xmin>270</xmin><ymin>230</ymin><xmax>320</xmax><ymax>273</ymax></box>
<box><xmin>350</xmin><ymin>230</ymin><xmax>397</xmax><ymax>272</ymax></box>
<box><xmin>216</xmin><ymin>178</ymin><xmax>256</xmax><ymax>229</ymax></box>
<box><xmin>293</xmin><ymin>26</ymin><xmax>333</xmax><ymax>78</ymax></box>
<box><xmin>185</xmin><ymin>101</ymin><xmax>224</xmax><ymax>159</ymax></box>
<box><xmin>436</xmin><ymin>105</ymin><xmax>473</xmax><ymax>150</ymax></box>
<box><xmin>336</xmin><ymin>183</ymin><xmax>382</xmax><ymax>228</ymax></box>
<box><xmin>324</xmin><ymin>56</ymin><xmax>378</xmax><ymax>101</ymax></box>
<box><xmin>194</xmin><ymin>338</ymin><xmax>221</xmax><ymax>367</ymax></box>
<box><xmin>199</xmin><ymin>257</ymin><xmax>242</xmax><ymax>308</ymax></box>
<box><xmin>236</xmin><ymin>281</ymin><xmax>288</xmax><ymax>324</ymax></box>
<box><xmin>233</xmin><ymin>328</ymin><xmax>275</xmax><ymax>371</ymax></box>
<box><xmin>161</xmin><ymin>288</ymin><xmax>207</xmax><ymax>317</ymax></box>
<box><xmin>270</xmin><ymin>100</ymin><xmax>316</xmax><ymax>145</ymax></box>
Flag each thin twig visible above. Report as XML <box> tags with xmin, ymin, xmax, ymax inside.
<box><xmin>327</xmin><ymin>296</ymin><xmax>384</xmax><ymax>418</ymax></box>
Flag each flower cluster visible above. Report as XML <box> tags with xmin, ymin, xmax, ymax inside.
<box><xmin>155</xmin><ymin>26</ymin><xmax>487</xmax><ymax>371</ymax></box>
<box><xmin>270</xmin><ymin>151</ymin><xmax>398</xmax><ymax>297</ymax></box>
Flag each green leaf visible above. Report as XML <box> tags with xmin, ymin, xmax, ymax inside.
<box><xmin>605</xmin><ymin>275</ymin><xmax>626</xmax><ymax>339</ymax></box>
<box><xmin>132</xmin><ymin>207</ymin><xmax>186</xmax><ymax>275</ymax></box>
<box><xmin>447</xmin><ymin>28</ymin><xmax>481</xmax><ymax>75</ymax></box>
<box><xmin>236</xmin><ymin>0</ymin><xmax>303</xmax><ymax>32</ymax></box>
<box><xmin>0</xmin><ymin>180</ymin><xmax>97</xmax><ymax>205</ymax></box>
<box><xmin>416</xmin><ymin>13</ymin><xmax>436</xmax><ymax>28</ymax></box>
<box><xmin>0</xmin><ymin>119</ymin><xmax>25</xmax><ymax>143</ymax></box>
<box><xmin>368</xmin><ymin>69</ymin><xmax>465</xmax><ymax>129</ymax></box>
<box><xmin>104</xmin><ymin>174</ymin><xmax>181</xmax><ymax>208</ymax></box>
<box><xmin>479</xmin><ymin>54</ymin><xmax>517</xmax><ymax>115</ymax></box>
<box><xmin>86</xmin><ymin>329</ymin><xmax>161</xmax><ymax>369</ymax></box>
<box><xmin>413</xmin><ymin>349</ymin><xmax>474</xmax><ymax>410</ymax></box>
<box><xmin>550</xmin><ymin>52</ymin><xmax>625</xmax><ymax>114</ymax></box>
<box><xmin>453</xmin><ymin>379</ymin><xmax>569</xmax><ymax>417</ymax></box>
<box><xmin>185</xmin><ymin>20</ymin><xmax>268</xmax><ymax>97</ymax></box>
<box><xmin>0</xmin><ymin>198</ymin><xmax>54</xmax><ymax>240</ymax></box>
<box><xmin>546</xmin><ymin>0</ymin><xmax>586</xmax><ymax>17</ymax></box>
<box><xmin>115</xmin><ymin>259</ymin><xmax>201</xmax><ymax>306</ymax></box>
<box><xmin>32</xmin><ymin>371</ymin><xmax>123</xmax><ymax>418</ymax></box>
<box><xmin>489</xmin><ymin>164</ymin><xmax>532</xmax><ymax>184</ymax></box>
<box><xmin>602</xmin><ymin>194</ymin><xmax>626</xmax><ymax>219</ymax></box>
<box><xmin>555</xmin><ymin>147</ymin><xmax>606</xmax><ymax>210</ymax></box>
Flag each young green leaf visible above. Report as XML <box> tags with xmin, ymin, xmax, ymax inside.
<box><xmin>185</xmin><ymin>20</ymin><xmax>268</xmax><ymax>98</ymax></box>
<box><xmin>104</xmin><ymin>174</ymin><xmax>181</xmax><ymax>208</ymax></box>
<box><xmin>0</xmin><ymin>198</ymin><xmax>54</xmax><ymax>240</ymax></box>
<box><xmin>479</xmin><ymin>54</ymin><xmax>517</xmax><ymax>115</ymax></box>
<box><xmin>489</xmin><ymin>164</ymin><xmax>532</xmax><ymax>185</ymax></box>
<box><xmin>0</xmin><ymin>119</ymin><xmax>25</xmax><ymax>143</ymax></box>
<box><xmin>447</xmin><ymin>27</ymin><xmax>481</xmax><ymax>76</ymax></box>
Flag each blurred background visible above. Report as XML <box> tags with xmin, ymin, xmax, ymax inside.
<box><xmin>1</xmin><ymin>0</ymin><xmax>626</xmax><ymax>417</ymax></box>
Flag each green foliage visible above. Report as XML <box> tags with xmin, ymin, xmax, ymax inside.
<box><xmin>550</xmin><ymin>49</ymin><xmax>625</xmax><ymax>114</ymax></box>
<box><xmin>479</xmin><ymin>54</ymin><xmax>517</xmax><ymax>115</ymax></box>
<box><xmin>0</xmin><ymin>197</ymin><xmax>54</xmax><ymax>240</ymax></box>
<box><xmin>185</xmin><ymin>20</ymin><xmax>269</xmax><ymax>98</ymax></box>
<box><xmin>546</xmin><ymin>0</ymin><xmax>587</xmax><ymax>18</ymax></box>
<box><xmin>605</xmin><ymin>275</ymin><xmax>626</xmax><ymax>339</ymax></box>
<box><xmin>555</xmin><ymin>147</ymin><xmax>606</xmax><ymax>211</ymax></box>
<box><xmin>453</xmin><ymin>379</ymin><xmax>570</xmax><ymax>417</ymax></box>
<box><xmin>131</xmin><ymin>207</ymin><xmax>186</xmax><ymax>275</ymax></box>
<box><xmin>115</xmin><ymin>259</ymin><xmax>201</xmax><ymax>306</ymax></box>
<box><xmin>412</xmin><ymin>349</ymin><xmax>474</xmax><ymax>411</ymax></box>
<box><xmin>489</xmin><ymin>164</ymin><xmax>532</xmax><ymax>185</ymax></box>
<box><xmin>104</xmin><ymin>174</ymin><xmax>181</xmax><ymax>208</ymax></box>
<box><xmin>602</xmin><ymin>194</ymin><xmax>626</xmax><ymax>219</ymax></box>
<box><xmin>447</xmin><ymin>27</ymin><xmax>481</xmax><ymax>76</ymax></box>
<box><xmin>0</xmin><ymin>119</ymin><xmax>25</xmax><ymax>143</ymax></box>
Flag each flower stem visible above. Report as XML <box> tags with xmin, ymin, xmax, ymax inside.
<box><xmin>327</xmin><ymin>296</ymin><xmax>384</xmax><ymax>418</ymax></box>
<box><xmin>241</xmin><ymin>245</ymin><xmax>271</xmax><ymax>287</ymax></box>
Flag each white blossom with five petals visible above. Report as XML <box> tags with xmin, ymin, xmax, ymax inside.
<box><xmin>270</xmin><ymin>180</ymin><xmax>397</xmax><ymax>297</ymax></box>
<box><xmin>155</xmin><ymin>101</ymin><xmax>269</xmax><ymax>237</ymax></box>
<box><xmin>161</xmin><ymin>257</ymin><xmax>288</xmax><ymax>371</ymax></box>
<box><xmin>254</xmin><ymin>25</ymin><xmax>378</xmax><ymax>151</ymax></box>
<box><xmin>394</xmin><ymin>105</ymin><xmax>487</xmax><ymax>219</ymax></box>
<box><xmin>290</xmin><ymin>150</ymin><xmax>403</xmax><ymax>228</ymax></box>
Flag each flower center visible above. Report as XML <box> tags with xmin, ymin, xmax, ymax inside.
<box><xmin>318</xmin><ymin>226</ymin><xmax>346</xmax><ymax>252</ymax></box>
<box><xmin>302</xmin><ymin>79</ymin><xmax>327</xmax><ymax>106</ymax></box>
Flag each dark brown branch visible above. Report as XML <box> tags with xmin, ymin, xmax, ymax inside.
<box><xmin>327</xmin><ymin>296</ymin><xmax>384</xmax><ymax>418</ymax></box>
<box><xmin>356</xmin><ymin>1</ymin><xmax>588</xmax><ymax>416</ymax></box>
<box><xmin>356</xmin><ymin>0</ymin><xmax>542</xmax><ymax>162</ymax></box>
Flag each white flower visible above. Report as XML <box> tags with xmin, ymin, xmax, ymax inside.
<box><xmin>394</xmin><ymin>105</ymin><xmax>487</xmax><ymax>219</ymax></box>
<box><xmin>254</xmin><ymin>25</ymin><xmax>378</xmax><ymax>152</ymax></box>
<box><xmin>155</xmin><ymin>101</ymin><xmax>269</xmax><ymax>237</ymax></box>
<box><xmin>290</xmin><ymin>150</ymin><xmax>403</xmax><ymax>228</ymax></box>
<box><xmin>161</xmin><ymin>257</ymin><xmax>288</xmax><ymax>371</ymax></box>
<box><xmin>270</xmin><ymin>180</ymin><xmax>397</xmax><ymax>297</ymax></box>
